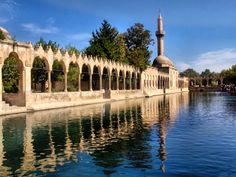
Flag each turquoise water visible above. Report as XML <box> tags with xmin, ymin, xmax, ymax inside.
<box><xmin>0</xmin><ymin>92</ymin><xmax>236</xmax><ymax>176</ymax></box>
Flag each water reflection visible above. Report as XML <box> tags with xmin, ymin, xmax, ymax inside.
<box><xmin>0</xmin><ymin>93</ymin><xmax>189</xmax><ymax>176</ymax></box>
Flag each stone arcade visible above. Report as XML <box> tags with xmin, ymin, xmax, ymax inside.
<box><xmin>0</xmin><ymin>16</ymin><xmax>188</xmax><ymax>114</ymax></box>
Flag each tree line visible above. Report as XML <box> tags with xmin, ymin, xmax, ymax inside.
<box><xmin>180</xmin><ymin>65</ymin><xmax>236</xmax><ymax>85</ymax></box>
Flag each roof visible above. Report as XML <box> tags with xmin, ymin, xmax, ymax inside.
<box><xmin>152</xmin><ymin>55</ymin><xmax>174</xmax><ymax>68</ymax></box>
<box><xmin>0</xmin><ymin>27</ymin><xmax>12</xmax><ymax>40</ymax></box>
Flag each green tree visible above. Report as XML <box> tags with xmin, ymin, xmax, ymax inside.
<box><xmin>31</xmin><ymin>57</ymin><xmax>48</xmax><ymax>92</ymax></box>
<box><xmin>2</xmin><ymin>56</ymin><xmax>20</xmax><ymax>93</ymax></box>
<box><xmin>115</xmin><ymin>34</ymin><xmax>128</xmax><ymax>63</ymax></box>
<box><xmin>35</xmin><ymin>38</ymin><xmax>60</xmax><ymax>53</ymax></box>
<box><xmin>68</xmin><ymin>63</ymin><xmax>79</xmax><ymax>91</ymax></box>
<box><xmin>85</xmin><ymin>20</ymin><xmax>120</xmax><ymax>61</ymax></box>
<box><xmin>124</xmin><ymin>23</ymin><xmax>154</xmax><ymax>71</ymax></box>
<box><xmin>221</xmin><ymin>65</ymin><xmax>236</xmax><ymax>84</ymax></box>
<box><xmin>66</xmin><ymin>45</ymin><xmax>80</xmax><ymax>56</ymax></box>
<box><xmin>0</xmin><ymin>30</ymin><xmax>5</xmax><ymax>40</ymax></box>
<box><xmin>180</xmin><ymin>68</ymin><xmax>199</xmax><ymax>78</ymax></box>
<box><xmin>200</xmin><ymin>69</ymin><xmax>212</xmax><ymax>77</ymax></box>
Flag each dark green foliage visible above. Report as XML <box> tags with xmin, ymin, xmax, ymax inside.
<box><xmin>221</xmin><ymin>65</ymin><xmax>236</xmax><ymax>84</ymax></box>
<box><xmin>31</xmin><ymin>57</ymin><xmax>48</xmax><ymax>92</ymax></box>
<box><xmin>115</xmin><ymin>34</ymin><xmax>128</xmax><ymax>63</ymax></box>
<box><xmin>2</xmin><ymin>56</ymin><xmax>20</xmax><ymax>93</ymax></box>
<box><xmin>85</xmin><ymin>20</ymin><xmax>122</xmax><ymax>61</ymax></box>
<box><xmin>0</xmin><ymin>30</ymin><xmax>5</xmax><ymax>40</ymax></box>
<box><xmin>66</xmin><ymin>45</ymin><xmax>80</xmax><ymax>56</ymax></box>
<box><xmin>68</xmin><ymin>63</ymin><xmax>79</xmax><ymax>91</ymax></box>
<box><xmin>180</xmin><ymin>68</ymin><xmax>200</xmax><ymax>78</ymax></box>
<box><xmin>52</xmin><ymin>60</ymin><xmax>65</xmax><ymax>92</ymax></box>
<box><xmin>124</xmin><ymin>23</ymin><xmax>154</xmax><ymax>71</ymax></box>
<box><xmin>35</xmin><ymin>38</ymin><xmax>60</xmax><ymax>53</ymax></box>
<box><xmin>52</xmin><ymin>60</ymin><xmax>64</xmax><ymax>82</ymax></box>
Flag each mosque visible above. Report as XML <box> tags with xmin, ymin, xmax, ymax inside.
<box><xmin>0</xmin><ymin>15</ymin><xmax>188</xmax><ymax>115</ymax></box>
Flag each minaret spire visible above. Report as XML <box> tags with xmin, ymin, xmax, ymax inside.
<box><xmin>156</xmin><ymin>14</ymin><xmax>165</xmax><ymax>56</ymax></box>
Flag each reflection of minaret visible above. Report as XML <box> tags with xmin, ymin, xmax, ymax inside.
<box><xmin>158</xmin><ymin>120</ymin><xmax>167</xmax><ymax>173</ymax></box>
<box><xmin>157</xmin><ymin>99</ymin><xmax>167</xmax><ymax>173</ymax></box>
<box><xmin>156</xmin><ymin>14</ymin><xmax>165</xmax><ymax>56</ymax></box>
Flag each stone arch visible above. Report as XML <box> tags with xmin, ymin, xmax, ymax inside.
<box><xmin>190</xmin><ymin>79</ymin><xmax>195</xmax><ymax>87</ymax></box>
<box><xmin>31</xmin><ymin>57</ymin><xmax>49</xmax><ymax>92</ymax></box>
<box><xmin>131</xmin><ymin>72</ymin><xmax>136</xmax><ymax>90</ymax></box>
<box><xmin>81</xmin><ymin>64</ymin><xmax>91</xmax><ymax>91</ymax></box>
<box><xmin>202</xmin><ymin>78</ymin><xmax>208</xmax><ymax>87</ymax></box>
<box><xmin>152</xmin><ymin>76</ymin><xmax>155</xmax><ymax>88</ymax></box>
<box><xmin>125</xmin><ymin>71</ymin><xmax>131</xmax><ymax>90</ymax></box>
<box><xmin>51</xmin><ymin>60</ymin><xmax>65</xmax><ymax>92</ymax></box>
<box><xmin>102</xmin><ymin>67</ymin><xmax>110</xmax><ymax>90</ymax></box>
<box><xmin>111</xmin><ymin>68</ymin><xmax>118</xmax><ymax>90</ymax></box>
<box><xmin>67</xmin><ymin>62</ymin><xmax>79</xmax><ymax>92</ymax></box>
<box><xmin>137</xmin><ymin>73</ymin><xmax>141</xmax><ymax>89</ymax></box>
<box><xmin>92</xmin><ymin>65</ymin><xmax>100</xmax><ymax>90</ymax></box>
<box><xmin>216</xmin><ymin>78</ymin><xmax>221</xmax><ymax>86</ymax></box>
<box><xmin>119</xmin><ymin>70</ymin><xmax>124</xmax><ymax>90</ymax></box>
<box><xmin>2</xmin><ymin>52</ymin><xmax>25</xmax><ymax>106</ymax></box>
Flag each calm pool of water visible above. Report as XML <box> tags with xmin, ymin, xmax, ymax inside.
<box><xmin>0</xmin><ymin>92</ymin><xmax>236</xmax><ymax>176</ymax></box>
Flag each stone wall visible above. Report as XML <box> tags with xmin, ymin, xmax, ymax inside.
<box><xmin>3</xmin><ymin>93</ymin><xmax>25</xmax><ymax>106</ymax></box>
<box><xmin>110</xmin><ymin>90</ymin><xmax>143</xmax><ymax>100</ymax></box>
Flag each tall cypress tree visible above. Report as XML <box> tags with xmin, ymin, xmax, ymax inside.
<box><xmin>85</xmin><ymin>20</ymin><xmax>121</xmax><ymax>61</ymax></box>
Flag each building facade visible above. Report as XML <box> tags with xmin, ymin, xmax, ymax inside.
<box><xmin>0</xmin><ymin>16</ymin><xmax>188</xmax><ymax>114</ymax></box>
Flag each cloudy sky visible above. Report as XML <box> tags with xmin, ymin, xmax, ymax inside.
<box><xmin>0</xmin><ymin>0</ymin><xmax>236</xmax><ymax>72</ymax></box>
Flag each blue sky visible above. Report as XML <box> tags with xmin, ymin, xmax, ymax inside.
<box><xmin>0</xmin><ymin>0</ymin><xmax>236</xmax><ymax>72</ymax></box>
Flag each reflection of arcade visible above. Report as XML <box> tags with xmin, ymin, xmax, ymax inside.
<box><xmin>0</xmin><ymin>93</ymin><xmax>189</xmax><ymax>176</ymax></box>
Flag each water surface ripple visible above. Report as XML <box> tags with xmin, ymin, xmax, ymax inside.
<box><xmin>0</xmin><ymin>92</ymin><xmax>236</xmax><ymax>176</ymax></box>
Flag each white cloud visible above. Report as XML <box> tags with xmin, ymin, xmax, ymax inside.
<box><xmin>22</xmin><ymin>23</ymin><xmax>58</xmax><ymax>34</ymax></box>
<box><xmin>0</xmin><ymin>17</ymin><xmax>9</xmax><ymax>23</ymax></box>
<box><xmin>177</xmin><ymin>49</ymin><xmax>236</xmax><ymax>72</ymax></box>
<box><xmin>0</xmin><ymin>0</ymin><xmax>16</xmax><ymax>23</ymax></box>
<box><xmin>68</xmin><ymin>33</ymin><xmax>91</xmax><ymax>41</ymax></box>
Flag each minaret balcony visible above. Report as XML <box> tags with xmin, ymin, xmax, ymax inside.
<box><xmin>156</xmin><ymin>31</ymin><xmax>165</xmax><ymax>37</ymax></box>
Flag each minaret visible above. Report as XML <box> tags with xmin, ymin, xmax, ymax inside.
<box><xmin>156</xmin><ymin>14</ymin><xmax>165</xmax><ymax>56</ymax></box>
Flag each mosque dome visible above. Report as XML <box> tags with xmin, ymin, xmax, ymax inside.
<box><xmin>0</xmin><ymin>27</ymin><xmax>13</xmax><ymax>40</ymax></box>
<box><xmin>152</xmin><ymin>55</ymin><xmax>174</xmax><ymax>68</ymax></box>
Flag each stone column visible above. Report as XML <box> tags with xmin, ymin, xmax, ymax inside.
<box><xmin>108</xmin><ymin>74</ymin><xmax>111</xmax><ymax>90</ymax></box>
<box><xmin>25</xmin><ymin>66</ymin><xmax>32</xmax><ymax>107</ymax></box>
<box><xmin>129</xmin><ymin>76</ymin><xmax>132</xmax><ymax>90</ymax></box>
<box><xmin>78</xmin><ymin>72</ymin><xmax>81</xmax><ymax>92</ymax></box>
<box><xmin>135</xmin><ymin>77</ymin><xmax>137</xmax><ymax>90</ymax></box>
<box><xmin>48</xmin><ymin>70</ymin><xmax>52</xmax><ymax>93</ymax></box>
<box><xmin>90</xmin><ymin>73</ymin><xmax>93</xmax><ymax>91</ymax></box>
<box><xmin>116</xmin><ymin>74</ymin><xmax>119</xmax><ymax>90</ymax></box>
<box><xmin>220</xmin><ymin>78</ymin><xmax>223</xmax><ymax>86</ymax></box>
<box><xmin>0</xmin><ymin>65</ymin><xmax>2</xmax><ymax>101</ymax></box>
<box><xmin>64</xmin><ymin>72</ymin><xmax>68</xmax><ymax>92</ymax></box>
<box><xmin>123</xmin><ymin>75</ymin><xmax>126</xmax><ymax>90</ymax></box>
<box><xmin>99</xmin><ymin>74</ymin><xmax>102</xmax><ymax>90</ymax></box>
